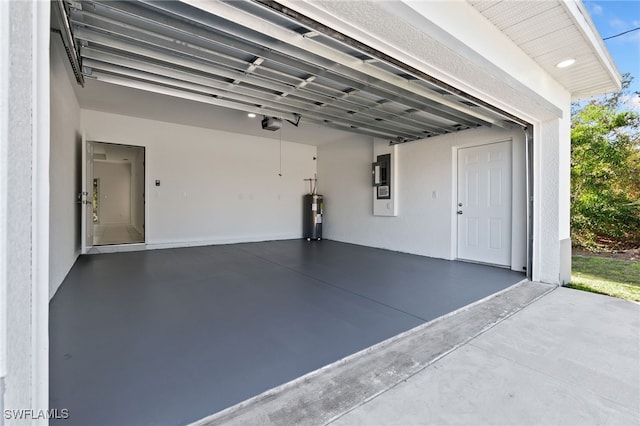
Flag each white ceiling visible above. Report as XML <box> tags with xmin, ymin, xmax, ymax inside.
<box><xmin>74</xmin><ymin>78</ymin><xmax>373</xmax><ymax>146</ymax></box>
<box><xmin>92</xmin><ymin>140</ymin><xmax>144</xmax><ymax>162</ymax></box>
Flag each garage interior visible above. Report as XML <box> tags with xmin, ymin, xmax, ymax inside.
<box><xmin>49</xmin><ymin>0</ymin><xmax>532</xmax><ymax>424</ymax></box>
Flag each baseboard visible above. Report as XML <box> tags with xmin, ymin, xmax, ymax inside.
<box><xmin>146</xmin><ymin>234</ymin><xmax>302</xmax><ymax>250</ymax></box>
<box><xmin>84</xmin><ymin>234</ymin><xmax>303</xmax><ymax>254</ymax></box>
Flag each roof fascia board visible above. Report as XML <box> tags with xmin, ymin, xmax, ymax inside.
<box><xmin>559</xmin><ymin>0</ymin><xmax>622</xmax><ymax>98</ymax></box>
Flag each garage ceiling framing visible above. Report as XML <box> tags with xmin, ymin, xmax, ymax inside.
<box><xmin>66</xmin><ymin>0</ymin><xmax>524</xmax><ymax>142</ymax></box>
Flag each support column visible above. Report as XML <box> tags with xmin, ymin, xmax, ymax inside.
<box><xmin>2</xmin><ymin>1</ymin><xmax>50</xmax><ymax>425</ymax></box>
<box><xmin>558</xmin><ymin>105</ymin><xmax>572</xmax><ymax>285</ymax></box>
<box><xmin>533</xmin><ymin>114</ymin><xmax>571</xmax><ymax>285</ymax></box>
<box><xmin>0</xmin><ymin>0</ymin><xmax>9</xmax><ymax>417</ymax></box>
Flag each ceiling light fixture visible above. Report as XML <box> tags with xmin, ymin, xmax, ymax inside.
<box><xmin>247</xmin><ymin>113</ymin><xmax>256</xmax><ymax>118</ymax></box>
<box><xmin>556</xmin><ymin>58</ymin><xmax>576</xmax><ymax>68</ymax></box>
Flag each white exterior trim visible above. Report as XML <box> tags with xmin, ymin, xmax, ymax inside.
<box><xmin>2</xmin><ymin>1</ymin><xmax>50</xmax><ymax>421</ymax></box>
<box><xmin>32</xmin><ymin>0</ymin><xmax>50</xmax><ymax>418</ymax></box>
<box><xmin>0</xmin><ymin>0</ymin><xmax>10</xmax><ymax>384</ymax></box>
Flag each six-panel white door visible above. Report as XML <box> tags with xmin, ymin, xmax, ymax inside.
<box><xmin>457</xmin><ymin>141</ymin><xmax>512</xmax><ymax>266</ymax></box>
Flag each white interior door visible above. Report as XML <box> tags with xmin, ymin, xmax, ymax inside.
<box><xmin>457</xmin><ymin>141</ymin><xmax>512</xmax><ymax>266</ymax></box>
<box><xmin>80</xmin><ymin>137</ymin><xmax>94</xmax><ymax>254</ymax></box>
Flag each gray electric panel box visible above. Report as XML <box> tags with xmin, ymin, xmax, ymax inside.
<box><xmin>372</xmin><ymin>153</ymin><xmax>391</xmax><ymax>200</ymax></box>
<box><xmin>303</xmin><ymin>194</ymin><xmax>323</xmax><ymax>240</ymax></box>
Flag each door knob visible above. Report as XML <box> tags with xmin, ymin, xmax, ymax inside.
<box><xmin>457</xmin><ymin>210</ymin><xmax>463</xmax><ymax>215</ymax></box>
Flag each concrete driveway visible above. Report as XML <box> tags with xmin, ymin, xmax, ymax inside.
<box><xmin>197</xmin><ymin>282</ymin><xmax>640</xmax><ymax>426</ymax></box>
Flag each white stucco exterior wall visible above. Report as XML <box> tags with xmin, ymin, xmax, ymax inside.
<box><xmin>528</xmin><ymin>108</ymin><xmax>573</xmax><ymax>285</ymax></box>
<box><xmin>2</xmin><ymin>1</ymin><xmax>50</xmax><ymax>423</ymax></box>
<box><xmin>558</xmin><ymin>105</ymin><xmax>573</xmax><ymax>284</ymax></box>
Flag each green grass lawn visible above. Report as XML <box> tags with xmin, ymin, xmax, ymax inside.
<box><xmin>569</xmin><ymin>255</ymin><xmax>640</xmax><ymax>302</ymax></box>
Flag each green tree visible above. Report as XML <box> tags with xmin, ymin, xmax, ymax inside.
<box><xmin>571</xmin><ymin>74</ymin><xmax>640</xmax><ymax>250</ymax></box>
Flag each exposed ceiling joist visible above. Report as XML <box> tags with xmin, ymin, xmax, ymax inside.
<box><xmin>52</xmin><ymin>0</ymin><xmax>85</xmax><ymax>85</ymax></box>
<box><xmin>94</xmin><ymin>72</ymin><xmax>301</xmax><ymax>122</ymax></box>
<box><xmin>177</xmin><ymin>0</ymin><xmax>506</xmax><ymax>128</ymax></box>
<box><xmin>67</xmin><ymin>0</ymin><xmax>520</xmax><ymax>142</ymax></box>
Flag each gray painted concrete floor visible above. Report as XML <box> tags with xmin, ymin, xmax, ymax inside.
<box><xmin>49</xmin><ymin>240</ymin><xmax>524</xmax><ymax>426</ymax></box>
<box><xmin>202</xmin><ymin>284</ymin><xmax>639</xmax><ymax>426</ymax></box>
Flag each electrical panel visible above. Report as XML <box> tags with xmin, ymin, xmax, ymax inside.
<box><xmin>372</xmin><ymin>153</ymin><xmax>391</xmax><ymax>200</ymax></box>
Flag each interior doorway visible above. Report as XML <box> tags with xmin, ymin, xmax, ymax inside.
<box><xmin>87</xmin><ymin>142</ymin><xmax>145</xmax><ymax>246</ymax></box>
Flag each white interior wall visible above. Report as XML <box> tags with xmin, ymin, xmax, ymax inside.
<box><xmin>50</xmin><ymin>36</ymin><xmax>81</xmax><ymax>298</ymax></box>
<box><xmin>318</xmin><ymin>126</ymin><xmax>527</xmax><ymax>271</ymax></box>
<box><xmin>82</xmin><ymin>110</ymin><xmax>319</xmax><ymax>248</ymax></box>
<box><xmin>93</xmin><ymin>161</ymin><xmax>131</xmax><ymax>224</ymax></box>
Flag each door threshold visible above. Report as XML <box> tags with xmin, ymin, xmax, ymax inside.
<box><xmin>87</xmin><ymin>243</ymin><xmax>147</xmax><ymax>254</ymax></box>
<box><xmin>455</xmin><ymin>258</ymin><xmax>511</xmax><ymax>269</ymax></box>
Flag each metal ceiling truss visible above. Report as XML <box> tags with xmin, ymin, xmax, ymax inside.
<box><xmin>67</xmin><ymin>0</ymin><xmax>522</xmax><ymax>142</ymax></box>
<box><xmin>52</xmin><ymin>0</ymin><xmax>85</xmax><ymax>85</ymax></box>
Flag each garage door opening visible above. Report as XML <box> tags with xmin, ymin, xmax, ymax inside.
<box><xmin>48</xmin><ymin>1</ymin><xmax>538</xmax><ymax>424</ymax></box>
<box><xmin>55</xmin><ymin>0</ymin><xmax>534</xmax><ymax>275</ymax></box>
